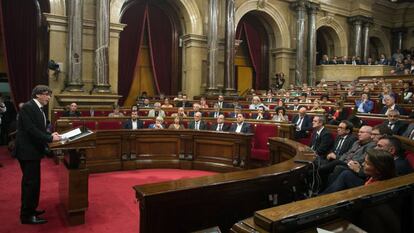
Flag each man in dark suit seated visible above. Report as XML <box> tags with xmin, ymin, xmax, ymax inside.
<box><xmin>228</xmin><ymin>106</ymin><xmax>242</xmax><ymax>119</ymax></box>
<box><xmin>292</xmin><ymin>107</ymin><xmax>312</xmax><ymax>139</ymax></box>
<box><xmin>287</xmin><ymin>98</ymin><xmax>302</xmax><ymax>111</ymax></box>
<box><xmin>62</xmin><ymin>102</ymin><xmax>81</xmax><ymax>117</ymax></box>
<box><xmin>381</xmin><ymin>109</ymin><xmax>408</xmax><ymax>136</ymax></box>
<box><xmin>210</xmin><ymin>114</ymin><xmax>230</xmax><ymax>132</ymax></box>
<box><xmin>380</xmin><ymin>95</ymin><xmax>406</xmax><ymax>115</ymax></box>
<box><xmin>15</xmin><ymin>85</ymin><xmax>62</xmax><ymax>224</ymax></box>
<box><xmin>309</xmin><ymin>116</ymin><xmax>334</xmax><ymax>159</ymax></box>
<box><xmin>216</xmin><ymin>95</ymin><xmax>232</xmax><ymax>109</ymax></box>
<box><xmin>209</xmin><ymin>104</ymin><xmax>222</xmax><ymax>118</ymax></box>
<box><xmin>326</xmin><ymin>120</ymin><xmax>358</xmax><ymax>160</ymax></box>
<box><xmin>123</xmin><ymin>110</ymin><xmax>143</xmax><ymax>130</ymax></box>
<box><xmin>322</xmin><ymin>136</ymin><xmax>412</xmax><ymax>194</ymax></box>
<box><xmin>229</xmin><ymin>113</ymin><xmax>251</xmax><ymax>133</ymax></box>
<box><xmin>251</xmin><ymin>106</ymin><xmax>268</xmax><ymax>120</ymax></box>
<box><xmin>188</xmin><ymin>112</ymin><xmax>207</xmax><ymax>130</ymax></box>
<box><xmin>175</xmin><ymin>94</ymin><xmax>192</xmax><ymax>108</ymax></box>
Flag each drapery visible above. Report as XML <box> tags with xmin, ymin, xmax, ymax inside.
<box><xmin>236</xmin><ymin>15</ymin><xmax>268</xmax><ymax>90</ymax></box>
<box><xmin>0</xmin><ymin>0</ymin><xmax>40</xmax><ymax>106</ymax></box>
<box><xmin>118</xmin><ymin>2</ymin><xmax>174</xmax><ymax>104</ymax></box>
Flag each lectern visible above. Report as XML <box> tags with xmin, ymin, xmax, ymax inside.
<box><xmin>49</xmin><ymin>128</ymin><xmax>96</xmax><ymax>225</ymax></box>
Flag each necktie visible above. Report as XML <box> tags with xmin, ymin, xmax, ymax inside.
<box><xmin>40</xmin><ymin>107</ymin><xmax>46</xmax><ymax>127</ymax></box>
<box><xmin>335</xmin><ymin>137</ymin><xmax>345</xmax><ymax>155</ymax></box>
<box><xmin>311</xmin><ymin>133</ymin><xmax>319</xmax><ymax>150</ymax></box>
<box><xmin>196</xmin><ymin>121</ymin><xmax>199</xmax><ymax>130</ymax></box>
<box><xmin>217</xmin><ymin>124</ymin><xmax>222</xmax><ymax>131</ymax></box>
<box><xmin>297</xmin><ymin>117</ymin><xmax>303</xmax><ymax>127</ymax></box>
<box><xmin>409</xmin><ymin>129</ymin><xmax>414</xmax><ymax>140</ymax></box>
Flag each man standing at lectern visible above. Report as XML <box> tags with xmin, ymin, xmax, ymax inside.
<box><xmin>14</xmin><ymin>85</ymin><xmax>61</xmax><ymax>224</ymax></box>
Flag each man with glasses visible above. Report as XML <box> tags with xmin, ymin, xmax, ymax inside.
<box><xmin>326</xmin><ymin>120</ymin><xmax>357</xmax><ymax>160</ymax></box>
<box><xmin>14</xmin><ymin>85</ymin><xmax>61</xmax><ymax>224</ymax></box>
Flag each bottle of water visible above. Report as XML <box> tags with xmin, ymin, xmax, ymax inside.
<box><xmin>90</xmin><ymin>107</ymin><xmax>94</xmax><ymax>117</ymax></box>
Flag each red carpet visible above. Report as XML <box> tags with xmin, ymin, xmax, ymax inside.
<box><xmin>0</xmin><ymin>147</ymin><xmax>215</xmax><ymax>233</ymax></box>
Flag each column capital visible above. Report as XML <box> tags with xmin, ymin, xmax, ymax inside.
<box><xmin>348</xmin><ymin>15</ymin><xmax>372</xmax><ymax>25</ymax></box>
<box><xmin>363</xmin><ymin>18</ymin><xmax>374</xmax><ymax>27</ymax></box>
<box><xmin>291</xmin><ymin>0</ymin><xmax>308</xmax><ymax>12</ymax></box>
<box><xmin>306</xmin><ymin>2</ymin><xmax>320</xmax><ymax>14</ymax></box>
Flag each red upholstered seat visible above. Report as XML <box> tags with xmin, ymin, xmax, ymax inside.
<box><xmin>71</xmin><ymin>120</ymin><xmax>96</xmax><ymax>130</ymax></box>
<box><xmin>251</xmin><ymin>123</ymin><xmax>278</xmax><ymax>161</ymax></box>
<box><xmin>97</xmin><ymin>121</ymin><xmax>123</xmax><ymax>130</ymax></box>
<box><xmin>405</xmin><ymin>151</ymin><xmax>414</xmax><ymax>169</ymax></box>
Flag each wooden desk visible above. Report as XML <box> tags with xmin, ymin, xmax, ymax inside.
<box><xmin>134</xmin><ymin>137</ymin><xmax>315</xmax><ymax>233</ymax></box>
<box><xmin>49</xmin><ymin>129</ymin><xmax>253</xmax><ymax>225</ymax></box>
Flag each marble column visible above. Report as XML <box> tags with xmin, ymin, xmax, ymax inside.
<box><xmin>306</xmin><ymin>3</ymin><xmax>319</xmax><ymax>86</ymax></box>
<box><xmin>362</xmin><ymin>19</ymin><xmax>373</xmax><ymax>63</ymax></box>
<box><xmin>206</xmin><ymin>0</ymin><xmax>219</xmax><ymax>95</ymax></box>
<box><xmin>66</xmin><ymin>0</ymin><xmax>84</xmax><ymax>92</ymax></box>
<box><xmin>224</xmin><ymin>0</ymin><xmax>236</xmax><ymax>95</ymax></box>
<box><xmin>348</xmin><ymin>16</ymin><xmax>363</xmax><ymax>57</ymax></box>
<box><xmin>93</xmin><ymin>0</ymin><xmax>111</xmax><ymax>93</ymax></box>
<box><xmin>291</xmin><ymin>0</ymin><xmax>307</xmax><ymax>87</ymax></box>
<box><xmin>392</xmin><ymin>28</ymin><xmax>407</xmax><ymax>51</ymax></box>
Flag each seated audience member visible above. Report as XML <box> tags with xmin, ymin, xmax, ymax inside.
<box><xmin>329</xmin><ymin>56</ymin><xmax>338</xmax><ymax>65</ymax></box>
<box><xmin>380</xmin><ymin>95</ymin><xmax>405</xmax><ymax>115</ymax></box>
<box><xmin>403</xmin><ymin>82</ymin><xmax>413</xmax><ymax>103</ymax></box>
<box><xmin>188</xmin><ymin>103</ymin><xmax>201</xmax><ymax>117</ymax></box>
<box><xmin>288</xmin><ymin>98</ymin><xmax>302</xmax><ymax>111</ymax></box>
<box><xmin>365</xmin><ymin>57</ymin><xmax>374</xmax><ymax>65</ymax></box>
<box><xmin>252</xmin><ymin>106</ymin><xmax>268</xmax><ymax>120</ymax></box>
<box><xmin>161</xmin><ymin>98</ymin><xmax>173</xmax><ymax>108</ymax></box>
<box><xmin>379</xmin><ymin>86</ymin><xmax>396</xmax><ymax>105</ymax></box>
<box><xmin>322</xmin><ymin>148</ymin><xmax>396</xmax><ymax>194</ymax></box>
<box><xmin>264</xmin><ymin>93</ymin><xmax>275</xmax><ymax>103</ymax></box>
<box><xmin>347</xmin><ymin>86</ymin><xmax>356</xmax><ymax>97</ymax></box>
<box><xmin>292</xmin><ymin>107</ymin><xmax>312</xmax><ymax>139</ymax></box>
<box><xmin>320</xmin><ymin>94</ymin><xmax>331</xmax><ymax>104</ymax></box>
<box><xmin>310</xmin><ymin>99</ymin><xmax>325</xmax><ymax>113</ymax></box>
<box><xmin>209</xmin><ymin>104</ymin><xmax>222</xmax><ymax>118</ymax></box>
<box><xmin>274</xmin><ymin>72</ymin><xmax>285</xmax><ymax>90</ymax></box>
<box><xmin>210</xmin><ymin>114</ymin><xmax>229</xmax><ymax>132</ymax></box>
<box><xmin>319</xmin><ymin>54</ymin><xmax>330</xmax><ymax>65</ymax></box>
<box><xmin>299</xmin><ymin>93</ymin><xmax>311</xmax><ymax>103</ymax></box>
<box><xmin>123</xmin><ymin>110</ymin><xmax>143</xmax><ymax>130</ymax></box>
<box><xmin>371</xmin><ymin>124</ymin><xmax>393</xmax><ymax>143</ymax></box>
<box><xmin>249</xmin><ymin>96</ymin><xmax>268</xmax><ymax>110</ymax></box>
<box><xmin>216</xmin><ymin>95</ymin><xmax>231</xmax><ymax>109</ymax></box>
<box><xmin>148</xmin><ymin>116</ymin><xmax>165</xmax><ymax>129</ymax></box>
<box><xmin>403</xmin><ymin>122</ymin><xmax>414</xmax><ymax>140</ymax></box>
<box><xmin>272</xmin><ymin>107</ymin><xmax>288</xmax><ymax>122</ymax></box>
<box><xmin>175</xmin><ymin>94</ymin><xmax>192</xmax><ymax>108</ymax></box>
<box><xmin>323</xmin><ymin>136</ymin><xmax>411</xmax><ymax>194</ymax></box>
<box><xmin>326</xmin><ymin>121</ymin><xmax>358</xmax><ymax>160</ymax></box>
<box><xmin>168</xmin><ymin>116</ymin><xmax>185</xmax><ymax>130</ymax></box>
<box><xmin>63</xmin><ymin>102</ymin><xmax>81</xmax><ymax>117</ymax></box>
<box><xmin>228</xmin><ymin>106</ymin><xmax>242</xmax><ymax>119</ymax></box>
<box><xmin>108</xmin><ymin>105</ymin><xmax>124</xmax><ymax>117</ymax></box>
<box><xmin>355</xmin><ymin>93</ymin><xmax>374</xmax><ymax>113</ymax></box>
<box><xmin>140</xmin><ymin>98</ymin><xmax>152</xmax><ymax>108</ymax></box>
<box><xmin>350</xmin><ymin>56</ymin><xmax>359</xmax><ymax>65</ymax></box>
<box><xmin>381</xmin><ymin>109</ymin><xmax>408</xmax><ymax>136</ymax></box>
<box><xmin>171</xmin><ymin>107</ymin><xmax>187</xmax><ymax>118</ymax></box>
<box><xmin>229</xmin><ymin>113</ymin><xmax>251</xmax><ymax>133</ymax></box>
<box><xmin>326</xmin><ymin>126</ymin><xmax>375</xmax><ymax>184</ymax></box>
<box><xmin>188</xmin><ymin>112</ymin><xmax>207</xmax><ymax>130</ymax></box>
<box><xmin>147</xmin><ymin>102</ymin><xmax>166</xmax><ymax>118</ymax></box>
<box><xmin>328</xmin><ymin>101</ymin><xmax>348</xmax><ymax>125</ymax></box>
<box><xmin>338</xmin><ymin>55</ymin><xmax>349</xmax><ymax>64</ymax></box>
<box><xmin>283</xmin><ymin>92</ymin><xmax>291</xmax><ymax>103</ymax></box>
<box><xmin>199</xmin><ymin>97</ymin><xmax>209</xmax><ymax>108</ymax></box>
<box><xmin>309</xmin><ymin>116</ymin><xmax>334</xmax><ymax>158</ymax></box>
<box><xmin>378</xmin><ymin>53</ymin><xmax>388</xmax><ymax>65</ymax></box>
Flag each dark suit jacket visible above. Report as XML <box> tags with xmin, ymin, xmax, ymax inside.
<box><xmin>395</xmin><ymin>156</ymin><xmax>413</xmax><ymax>175</ymax></box>
<box><xmin>188</xmin><ymin>120</ymin><xmax>207</xmax><ymax>130</ymax></box>
<box><xmin>209</xmin><ymin>111</ymin><xmax>222</xmax><ymax>118</ymax></box>
<box><xmin>402</xmin><ymin>123</ymin><xmax>414</xmax><ymax>138</ymax></box>
<box><xmin>62</xmin><ymin>110</ymin><xmax>81</xmax><ymax>117</ymax></box>
<box><xmin>123</xmin><ymin>119</ymin><xmax>143</xmax><ymax>130</ymax></box>
<box><xmin>229</xmin><ymin>122</ymin><xmax>251</xmax><ymax>133</ymax></box>
<box><xmin>292</xmin><ymin>114</ymin><xmax>312</xmax><ymax>139</ymax></box>
<box><xmin>331</xmin><ymin>134</ymin><xmax>358</xmax><ymax>157</ymax></box>
<box><xmin>382</xmin><ymin>120</ymin><xmax>409</xmax><ymax>136</ymax></box>
<box><xmin>228</xmin><ymin>112</ymin><xmax>239</xmax><ymax>119</ymax></box>
<box><xmin>310</xmin><ymin>127</ymin><xmax>334</xmax><ymax>158</ymax></box>
<box><xmin>380</xmin><ymin>105</ymin><xmax>406</xmax><ymax>115</ymax></box>
<box><xmin>14</xmin><ymin>99</ymin><xmax>52</xmax><ymax>160</ymax></box>
<box><xmin>210</xmin><ymin>123</ymin><xmax>230</xmax><ymax>132</ymax></box>
<box><xmin>176</xmin><ymin>101</ymin><xmax>192</xmax><ymax>108</ymax></box>
<box><xmin>251</xmin><ymin>113</ymin><xmax>269</xmax><ymax>120</ymax></box>
<box><xmin>288</xmin><ymin>105</ymin><xmax>302</xmax><ymax>111</ymax></box>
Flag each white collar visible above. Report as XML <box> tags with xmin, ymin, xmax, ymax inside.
<box><xmin>33</xmin><ymin>99</ymin><xmax>43</xmax><ymax>109</ymax></box>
